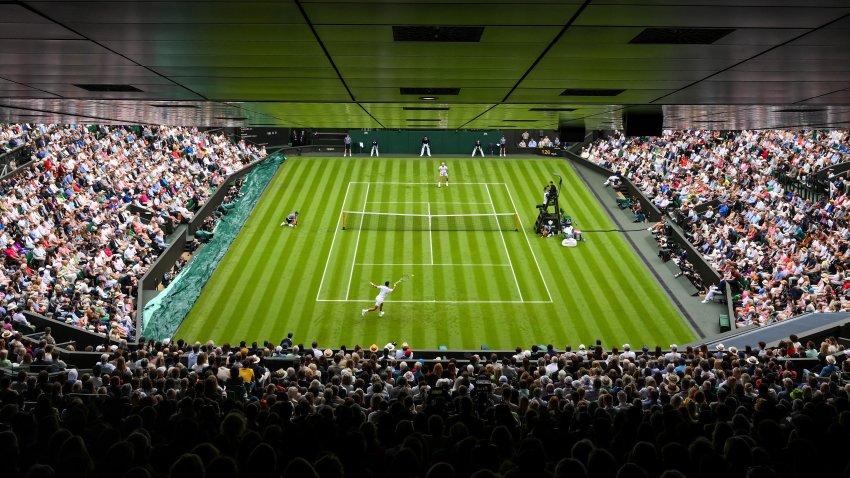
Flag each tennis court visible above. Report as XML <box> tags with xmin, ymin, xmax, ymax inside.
<box><xmin>179</xmin><ymin>156</ymin><xmax>694</xmax><ymax>349</ymax></box>
<box><xmin>316</xmin><ymin>181</ymin><xmax>552</xmax><ymax>304</ymax></box>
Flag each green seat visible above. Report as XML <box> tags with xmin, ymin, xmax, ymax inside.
<box><xmin>719</xmin><ymin>314</ymin><xmax>731</xmax><ymax>333</ymax></box>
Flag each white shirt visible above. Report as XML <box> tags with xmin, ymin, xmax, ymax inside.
<box><xmin>376</xmin><ymin>285</ymin><xmax>393</xmax><ymax>301</ymax></box>
<box><xmin>439</xmin><ymin>165</ymin><xmax>448</xmax><ymax>176</ymax></box>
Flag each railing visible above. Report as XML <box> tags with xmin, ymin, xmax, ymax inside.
<box><xmin>564</xmin><ymin>151</ymin><xmax>736</xmax><ymax>328</ymax></box>
<box><xmin>23</xmin><ymin>311</ymin><xmax>116</xmax><ymax>349</ymax></box>
<box><xmin>136</xmin><ymin>152</ymin><xmax>285</xmax><ymax>340</ymax></box>
<box><xmin>0</xmin><ymin>125</ymin><xmax>57</xmax><ymax>180</ymax></box>
<box><xmin>773</xmin><ymin>169</ymin><xmax>824</xmax><ymax>202</ymax></box>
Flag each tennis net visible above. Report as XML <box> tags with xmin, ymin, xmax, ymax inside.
<box><xmin>341</xmin><ymin>211</ymin><xmax>519</xmax><ymax>231</ymax></box>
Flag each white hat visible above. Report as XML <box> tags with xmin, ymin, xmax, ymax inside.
<box><xmin>746</xmin><ymin>356</ymin><xmax>758</xmax><ymax>365</ymax></box>
<box><xmin>715</xmin><ymin>344</ymin><xmax>725</xmax><ymax>351</ymax></box>
<box><xmin>623</xmin><ymin>344</ymin><xmax>631</xmax><ymax>350</ymax></box>
<box><xmin>579</xmin><ymin>344</ymin><xmax>586</xmax><ymax>350</ymax></box>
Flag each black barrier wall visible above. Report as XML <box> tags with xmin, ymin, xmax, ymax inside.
<box><xmin>0</xmin><ymin>126</ymin><xmax>56</xmax><ymax>180</ymax></box>
<box><xmin>564</xmin><ymin>151</ymin><xmax>663</xmax><ymax>222</ymax></box>
<box><xmin>135</xmin><ymin>154</ymin><xmax>276</xmax><ymax>340</ymax></box>
<box><xmin>564</xmin><ymin>152</ymin><xmax>736</xmax><ymax>327</ymax></box>
<box><xmin>24</xmin><ymin>311</ymin><xmax>114</xmax><ymax>349</ymax></box>
<box><xmin>188</xmin><ymin>158</ymin><xmax>266</xmax><ymax>235</ymax></box>
<box><xmin>135</xmin><ymin>230</ymin><xmax>188</xmax><ymax>336</ymax></box>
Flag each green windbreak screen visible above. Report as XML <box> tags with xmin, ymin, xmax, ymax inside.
<box><xmin>348</xmin><ymin>130</ymin><xmax>500</xmax><ymax>154</ymax></box>
<box><xmin>141</xmin><ymin>153</ymin><xmax>286</xmax><ymax>341</ymax></box>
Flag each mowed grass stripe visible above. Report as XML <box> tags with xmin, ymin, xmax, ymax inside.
<box><xmin>192</xmin><ymin>159</ymin><xmax>321</xmax><ymax>341</ymax></box>
<box><xmin>181</xmin><ymin>156</ymin><xmax>695</xmax><ymax>348</ymax></box>
<box><xmin>506</xmin><ymin>161</ymin><xmax>607</xmax><ymax>342</ymax></box>
<box><xmin>238</xmin><ymin>158</ymin><xmax>327</xmax><ymax>327</ymax></box>
<box><xmin>513</xmin><ymin>159</ymin><xmax>626</xmax><ymax>343</ymax></box>
<box><xmin>226</xmin><ymin>158</ymin><xmax>330</xmax><ymax>341</ymax></box>
<box><xmin>187</xmin><ymin>158</ymin><xmax>342</xmax><ymax>341</ymax></box>
<box><xmin>247</xmin><ymin>160</ymin><xmax>333</xmax><ymax>342</ymax></box>
<box><xmin>178</xmin><ymin>157</ymin><xmax>312</xmax><ymax>340</ymax></box>
<box><xmin>557</xmin><ymin>160</ymin><xmax>693</xmax><ymax>343</ymax></box>
<box><xmin>529</xmin><ymin>159</ymin><xmax>665</xmax><ymax>345</ymax></box>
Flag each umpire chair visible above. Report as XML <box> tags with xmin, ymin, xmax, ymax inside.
<box><xmin>535</xmin><ymin>184</ymin><xmax>561</xmax><ymax>233</ymax></box>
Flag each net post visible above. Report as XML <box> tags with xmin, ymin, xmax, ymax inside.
<box><xmin>515</xmin><ymin>213</ymin><xmax>519</xmax><ymax>231</ymax></box>
<box><xmin>342</xmin><ymin>211</ymin><xmax>346</xmax><ymax>230</ymax></box>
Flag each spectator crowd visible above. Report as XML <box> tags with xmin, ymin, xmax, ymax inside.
<box><xmin>1</xmin><ymin>332</ymin><xmax>849</xmax><ymax>478</ymax></box>
<box><xmin>0</xmin><ymin>124</ymin><xmax>266</xmax><ymax>341</ymax></box>
<box><xmin>0</xmin><ymin>123</ymin><xmax>53</xmax><ymax>154</ymax></box>
<box><xmin>583</xmin><ymin>129</ymin><xmax>850</xmax><ymax>327</ymax></box>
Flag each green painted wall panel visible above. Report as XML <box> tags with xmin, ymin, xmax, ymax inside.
<box><xmin>349</xmin><ymin>129</ymin><xmax>501</xmax><ymax>154</ymax></box>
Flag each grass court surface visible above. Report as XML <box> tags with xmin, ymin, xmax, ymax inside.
<box><xmin>177</xmin><ymin>156</ymin><xmax>695</xmax><ymax>349</ymax></box>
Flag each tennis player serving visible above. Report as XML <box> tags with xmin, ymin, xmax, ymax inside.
<box><xmin>361</xmin><ymin>277</ymin><xmax>407</xmax><ymax>317</ymax></box>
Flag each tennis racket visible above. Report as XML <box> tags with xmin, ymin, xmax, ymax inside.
<box><xmin>394</xmin><ymin>273</ymin><xmax>414</xmax><ymax>286</ymax></box>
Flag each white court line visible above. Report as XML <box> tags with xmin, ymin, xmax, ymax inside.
<box><xmin>427</xmin><ymin>202</ymin><xmax>434</xmax><ymax>264</ymax></box>
<box><xmin>344</xmin><ymin>183</ymin><xmax>370</xmax><ymax>301</ymax></box>
<box><xmin>317</xmin><ymin>299</ymin><xmax>552</xmax><ymax>304</ymax></box>
<box><xmin>355</xmin><ymin>263</ymin><xmax>511</xmax><ymax>267</ymax></box>
<box><xmin>316</xmin><ymin>181</ymin><xmax>352</xmax><ymax>301</ymax></box>
<box><xmin>502</xmin><ymin>182</ymin><xmax>554</xmax><ymax>303</ymax></box>
<box><xmin>367</xmin><ymin>201</ymin><xmax>491</xmax><ymax>204</ymax></box>
<box><xmin>350</xmin><ymin>181</ymin><xmax>505</xmax><ymax>185</ymax></box>
<box><xmin>486</xmin><ymin>184</ymin><xmax>523</xmax><ymax>302</ymax></box>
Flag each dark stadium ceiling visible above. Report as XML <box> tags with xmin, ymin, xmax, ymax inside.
<box><xmin>0</xmin><ymin>0</ymin><xmax>849</xmax><ymax>130</ymax></box>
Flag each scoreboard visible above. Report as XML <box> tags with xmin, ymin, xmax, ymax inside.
<box><xmin>239</xmin><ymin>127</ymin><xmax>289</xmax><ymax>147</ymax></box>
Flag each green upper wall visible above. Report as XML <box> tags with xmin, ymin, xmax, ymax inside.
<box><xmin>348</xmin><ymin>130</ymin><xmax>501</xmax><ymax>154</ymax></box>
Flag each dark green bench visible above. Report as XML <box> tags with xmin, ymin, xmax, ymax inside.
<box><xmin>719</xmin><ymin>314</ymin><xmax>731</xmax><ymax>333</ymax></box>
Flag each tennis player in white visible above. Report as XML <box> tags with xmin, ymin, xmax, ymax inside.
<box><xmin>438</xmin><ymin>161</ymin><xmax>449</xmax><ymax>188</ymax></box>
<box><xmin>362</xmin><ymin>280</ymin><xmax>400</xmax><ymax>317</ymax></box>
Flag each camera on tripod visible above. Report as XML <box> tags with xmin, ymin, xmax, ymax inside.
<box><xmin>474</xmin><ymin>374</ymin><xmax>493</xmax><ymax>407</ymax></box>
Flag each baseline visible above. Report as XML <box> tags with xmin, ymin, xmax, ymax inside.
<box><xmin>350</xmin><ymin>181</ymin><xmax>505</xmax><ymax>185</ymax></box>
<box><xmin>317</xmin><ymin>299</ymin><xmax>553</xmax><ymax>304</ymax></box>
<box><xmin>355</xmin><ymin>263</ymin><xmax>511</xmax><ymax>267</ymax></box>
<box><xmin>367</xmin><ymin>201</ymin><xmax>491</xmax><ymax>205</ymax></box>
